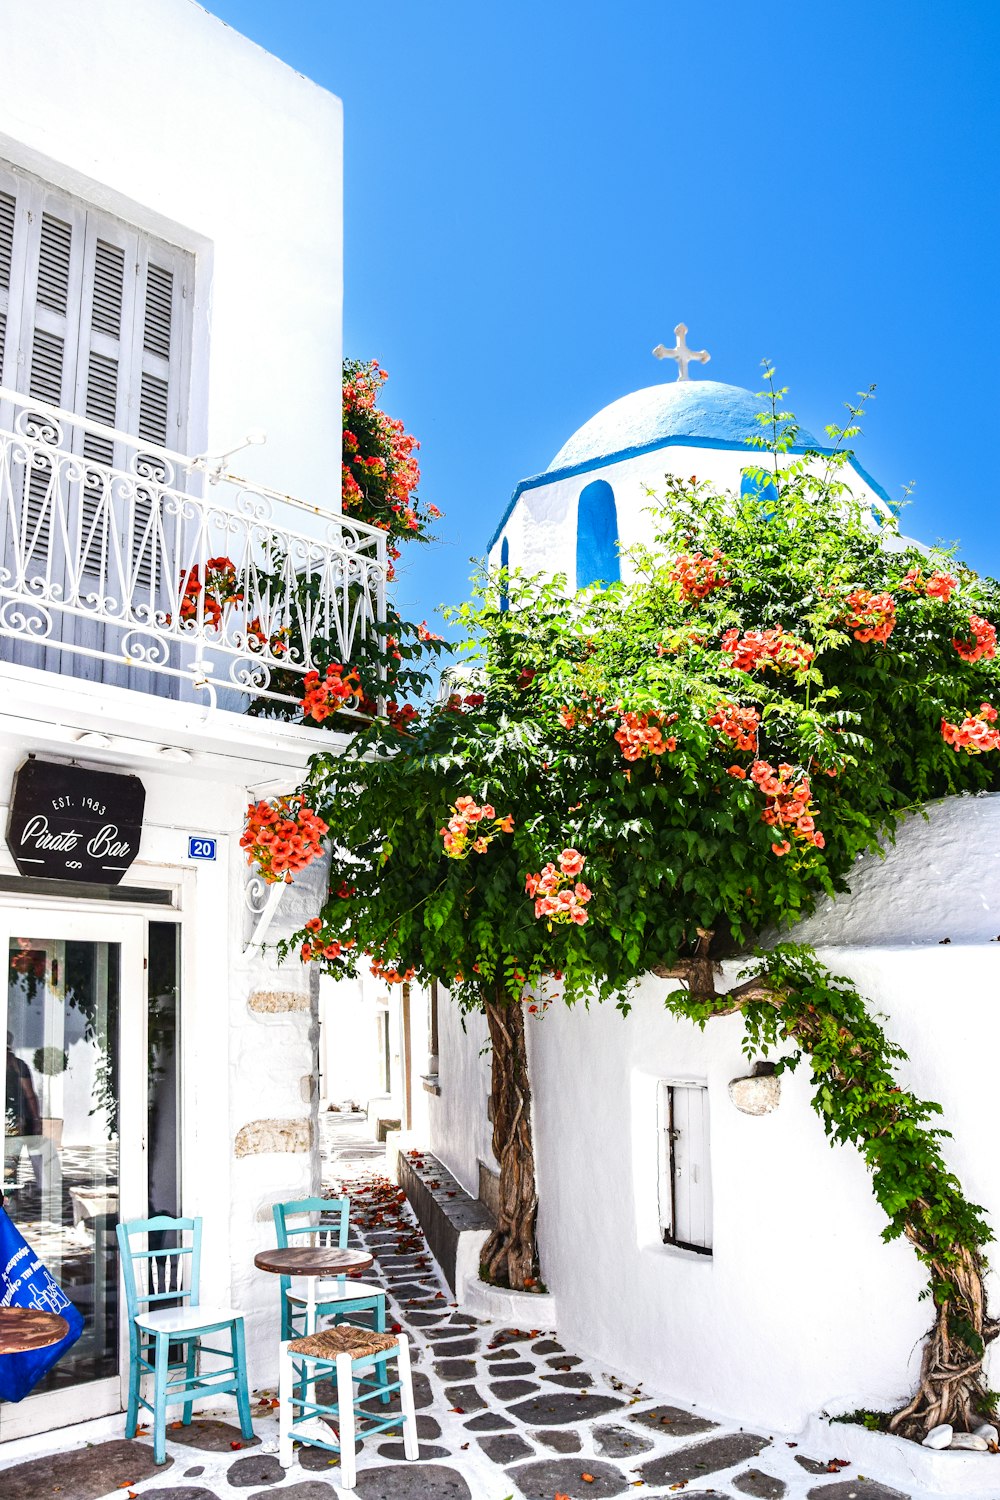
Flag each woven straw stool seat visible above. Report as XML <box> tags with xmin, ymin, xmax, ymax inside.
<box><xmin>288</xmin><ymin>1323</ymin><xmax>398</xmax><ymax>1361</ymax></box>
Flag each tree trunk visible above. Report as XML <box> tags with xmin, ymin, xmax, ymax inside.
<box><xmin>888</xmin><ymin>1242</ymin><xmax>997</xmax><ymax>1439</ymax></box>
<box><xmin>478</xmin><ymin>987</ymin><xmax>539</xmax><ymax>1290</ymax></box>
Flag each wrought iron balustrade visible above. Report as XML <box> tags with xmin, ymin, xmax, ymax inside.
<box><xmin>0</xmin><ymin>388</ymin><xmax>386</xmax><ymax>714</ymax></box>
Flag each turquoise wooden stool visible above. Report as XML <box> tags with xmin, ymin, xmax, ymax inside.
<box><xmin>278</xmin><ymin>1322</ymin><xmax>418</xmax><ymax>1490</ymax></box>
<box><xmin>273</xmin><ymin>1196</ymin><xmax>387</xmax><ymax>1341</ymax></box>
<box><xmin>116</xmin><ymin>1214</ymin><xmax>254</xmax><ymax>1464</ymax></box>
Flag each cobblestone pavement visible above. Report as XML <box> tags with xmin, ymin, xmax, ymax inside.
<box><xmin>0</xmin><ymin>1114</ymin><xmax>922</xmax><ymax>1500</ymax></box>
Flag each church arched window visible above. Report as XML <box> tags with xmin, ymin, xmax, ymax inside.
<box><xmin>740</xmin><ymin>470</ymin><xmax>779</xmax><ymax>517</ymax></box>
<box><xmin>576</xmin><ymin>479</ymin><xmax>620</xmax><ymax>589</ymax></box>
<box><xmin>499</xmin><ymin>536</ymin><xmax>510</xmax><ymax>613</ymax></box>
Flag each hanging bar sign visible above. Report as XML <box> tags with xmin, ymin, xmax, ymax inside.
<box><xmin>6</xmin><ymin>759</ymin><xmax>145</xmax><ymax>885</ymax></box>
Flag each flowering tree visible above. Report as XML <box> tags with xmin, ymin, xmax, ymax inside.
<box><xmin>248</xmin><ymin>388</ymin><xmax>1000</xmax><ymax>1439</ymax></box>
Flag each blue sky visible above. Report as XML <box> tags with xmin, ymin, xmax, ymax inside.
<box><xmin>209</xmin><ymin>1</ymin><xmax>999</xmax><ymax>626</ymax></box>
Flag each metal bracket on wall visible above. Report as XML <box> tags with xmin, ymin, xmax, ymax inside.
<box><xmin>243</xmin><ymin>878</ymin><xmax>287</xmax><ymax>955</ymax></box>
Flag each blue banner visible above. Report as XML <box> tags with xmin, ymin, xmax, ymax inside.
<box><xmin>0</xmin><ymin>1205</ymin><xmax>83</xmax><ymax>1401</ymax></box>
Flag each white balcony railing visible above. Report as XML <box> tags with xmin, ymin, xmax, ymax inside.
<box><xmin>0</xmin><ymin>388</ymin><xmax>387</xmax><ymax>715</ymax></box>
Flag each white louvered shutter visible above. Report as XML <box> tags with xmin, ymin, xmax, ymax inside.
<box><xmin>0</xmin><ymin>186</ymin><xmax>16</xmax><ymax>388</ymax></box>
<box><xmin>0</xmin><ymin>160</ymin><xmax>192</xmax><ymax>683</ymax></box>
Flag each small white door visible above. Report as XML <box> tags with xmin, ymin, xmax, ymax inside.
<box><xmin>658</xmin><ymin>1081</ymin><xmax>713</xmax><ymax>1253</ymax></box>
<box><xmin>0</xmin><ymin>906</ymin><xmax>146</xmax><ymax>1437</ymax></box>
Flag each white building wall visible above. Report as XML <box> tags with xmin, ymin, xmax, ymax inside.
<box><xmin>427</xmin><ymin>997</ymin><xmax>493</xmax><ymax>1200</ymax></box>
<box><xmin>0</xmin><ymin>0</ymin><xmax>343</xmax><ymax>506</ymax></box>
<box><xmin>429</xmin><ymin>794</ymin><xmax>1000</xmax><ymax>1430</ymax></box>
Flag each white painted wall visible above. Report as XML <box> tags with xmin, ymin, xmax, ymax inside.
<box><xmin>319</xmin><ymin>974</ymin><xmax>383</xmax><ymax>1109</ymax></box>
<box><xmin>491</xmin><ymin>443</ymin><xmax>895</xmax><ymax>588</ymax></box>
<box><xmin>0</xmin><ymin>0</ymin><xmax>343</xmax><ymax>507</ymax></box>
<box><xmin>429</xmin><ymin>794</ymin><xmax>1000</xmax><ymax>1430</ymax></box>
<box><xmin>427</xmin><ymin>994</ymin><xmax>494</xmax><ymax>1199</ymax></box>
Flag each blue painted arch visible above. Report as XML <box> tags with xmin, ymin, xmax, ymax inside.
<box><xmin>499</xmin><ymin>535</ymin><xmax>510</xmax><ymax>612</ymax></box>
<box><xmin>576</xmin><ymin>479</ymin><xmax>620</xmax><ymax>589</ymax></box>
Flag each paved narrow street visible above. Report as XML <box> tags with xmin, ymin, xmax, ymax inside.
<box><xmin>1</xmin><ymin>1114</ymin><xmax>917</xmax><ymax>1500</ymax></box>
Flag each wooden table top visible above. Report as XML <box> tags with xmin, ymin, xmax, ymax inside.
<box><xmin>253</xmin><ymin>1245</ymin><xmax>374</xmax><ymax>1277</ymax></box>
<box><xmin>0</xmin><ymin>1307</ymin><xmax>69</xmax><ymax>1355</ymax></box>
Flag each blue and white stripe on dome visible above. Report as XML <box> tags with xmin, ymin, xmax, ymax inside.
<box><xmin>487</xmin><ymin>379</ymin><xmax>891</xmax><ymax>553</ymax></box>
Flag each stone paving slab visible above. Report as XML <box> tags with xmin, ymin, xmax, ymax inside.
<box><xmin>248</xmin><ymin>1485</ymin><xmax>338</xmax><ymax>1499</ymax></box>
<box><xmin>0</xmin><ymin>1114</ymin><xmax>944</xmax><ymax>1500</ymax></box>
<box><xmin>630</xmin><ymin>1400</ymin><xmax>719</xmax><ymax>1437</ymax></box>
<box><xmin>734</xmin><ymin>1468</ymin><xmax>788</xmax><ymax>1497</ymax></box>
<box><xmin>507</xmin><ymin>1456</ymin><xmax>631</xmax><ymax>1497</ymax></box>
<box><xmin>806</xmin><ymin>1483</ymin><xmax>909</xmax><ymax>1500</ymax></box>
<box><xmin>164</xmin><ymin>1417</ymin><xmax>262</xmax><ymax>1452</ymax></box>
<box><xmin>638</xmin><ymin>1430</ymin><xmax>771</xmax><ymax>1487</ymax></box>
<box><xmin>0</xmin><ymin>1437</ymin><xmax>170</xmax><ymax>1499</ymax></box>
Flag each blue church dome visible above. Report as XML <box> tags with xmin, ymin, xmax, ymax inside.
<box><xmin>547</xmin><ymin>380</ymin><xmax>819</xmax><ymax>472</ymax></box>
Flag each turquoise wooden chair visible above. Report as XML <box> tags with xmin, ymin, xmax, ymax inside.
<box><xmin>116</xmin><ymin>1214</ymin><xmax>254</xmax><ymax>1465</ymax></box>
<box><xmin>278</xmin><ymin>1322</ymin><xmax>418</xmax><ymax>1489</ymax></box>
<box><xmin>273</xmin><ymin>1196</ymin><xmax>387</xmax><ymax>1343</ymax></box>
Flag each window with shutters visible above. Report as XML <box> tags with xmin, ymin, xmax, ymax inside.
<box><xmin>0</xmin><ymin>160</ymin><xmax>192</xmax><ymax>589</ymax></box>
<box><xmin>657</xmin><ymin>1080</ymin><xmax>713</xmax><ymax>1254</ymax></box>
<box><xmin>0</xmin><ymin>162</ymin><xmax>193</xmax><ymax>688</ymax></box>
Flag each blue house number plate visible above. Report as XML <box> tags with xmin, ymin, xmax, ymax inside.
<box><xmin>188</xmin><ymin>837</ymin><xmax>217</xmax><ymax>861</ymax></box>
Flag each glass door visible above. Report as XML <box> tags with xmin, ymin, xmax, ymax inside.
<box><xmin>0</xmin><ymin>907</ymin><xmax>146</xmax><ymax>1437</ymax></box>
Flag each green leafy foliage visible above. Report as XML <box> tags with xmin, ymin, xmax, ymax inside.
<box><xmin>287</xmin><ymin>391</ymin><xmax>1000</xmax><ymax>1014</ymax></box>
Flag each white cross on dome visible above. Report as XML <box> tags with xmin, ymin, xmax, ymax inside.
<box><xmin>652</xmin><ymin>323</ymin><xmax>711</xmax><ymax>381</ymax></box>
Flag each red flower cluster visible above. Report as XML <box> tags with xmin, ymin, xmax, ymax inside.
<box><xmin>558</xmin><ymin>693</ymin><xmax>607</xmax><ymax>730</ymax></box>
<box><xmin>176</xmin><ymin>556</ymin><xmax>242</xmax><ymax>627</ymax></box>
<box><xmin>444</xmin><ymin>692</ymin><xmax>486</xmax><ymax>713</ymax></box>
<box><xmin>901</xmin><ymin>567</ymin><xmax>958</xmax><ymax>602</ymax></box>
<box><xmin>241</xmin><ymin>797</ymin><xmax>328</xmax><ymax>883</ymax></box>
<box><xmin>668</xmin><ymin>550</ymin><xmax>729</xmax><ymax>603</ymax></box>
<box><xmin>720</xmin><ymin>627</ymin><xmax>815</xmax><ymax>675</ymax></box>
<box><xmin>941</xmin><ymin>703</ymin><xmax>1000</xmax><ymax>755</ymax></box>
<box><xmin>370</xmin><ymin>956</ymin><xmax>416</xmax><ymax>985</ymax></box>
<box><xmin>300</xmin><ymin>916</ymin><xmax>357</xmax><ymax>965</ymax></box>
<box><xmin>844</xmin><ymin>589</ymin><xmax>896</xmax><ymax>645</ymax></box>
<box><xmin>953</xmin><ymin>614</ymin><xmax>997</xmax><ymax>664</ymax></box>
<box><xmin>301</xmin><ymin>663</ymin><xmax>363</xmax><ymax>722</ymax></box>
<box><xmin>749</xmin><ymin>761</ymin><xmax>825</xmax><ymax>856</ymax></box>
<box><xmin>384</xmin><ymin>700</ymin><xmax>418</xmax><ymax>733</ymax></box>
<box><xmin>526</xmin><ymin>849</ymin><xmax>591</xmax><ymax>925</ymax></box>
<box><xmin>341</xmin><ymin>361</ymin><xmax>437</xmax><ymax>578</ymax></box>
<box><xmin>417</xmin><ymin>621</ymin><xmax>443</xmax><ymax>642</ymax></box>
<box><xmin>708</xmin><ymin>702</ymin><xmax>760</xmax><ymax>753</ymax></box>
<box><xmin>440</xmin><ymin>796</ymin><xmax>514</xmax><ymax>859</ymax></box>
<box><xmin>614</xmin><ymin>710</ymin><xmax>678</xmax><ymax>761</ymax></box>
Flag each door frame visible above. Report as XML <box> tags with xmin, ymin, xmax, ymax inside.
<box><xmin>0</xmin><ymin>904</ymin><xmax>146</xmax><ymax>1438</ymax></box>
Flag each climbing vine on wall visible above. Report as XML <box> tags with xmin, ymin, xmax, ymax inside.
<box><xmin>252</xmin><ymin>376</ymin><xmax>1000</xmax><ymax>1438</ymax></box>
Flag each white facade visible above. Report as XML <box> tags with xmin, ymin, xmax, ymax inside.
<box><xmin>0</xmin><ymin>0</ymin><xmax>361</xmax><ymax>1444</ymax></box>
<box><xmin>429</xmin><ymin>794</ymin><xmax>1000</xmax><ymax>1431</ymax></box>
